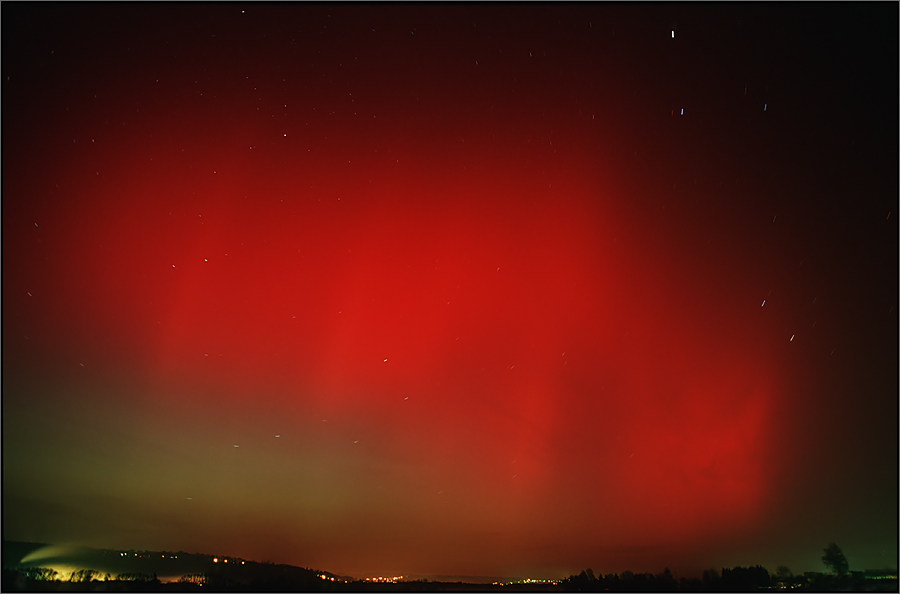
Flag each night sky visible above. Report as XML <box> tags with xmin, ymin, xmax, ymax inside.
<box><xmin>3</xmin><ymin>2</ymin><xmax>897</xmax><ymax>581</ymax></box>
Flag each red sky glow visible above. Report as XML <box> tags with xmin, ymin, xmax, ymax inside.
<box><xmin>3</xmin><ymin>3</ymin><xmax>896</xmax><ymax>582</ymax></box>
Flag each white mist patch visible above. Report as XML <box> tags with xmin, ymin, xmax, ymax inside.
<box><xmin>20</xmin><ymin>544</ymin><xmax>93</xmax><ymax>566</ymax></box>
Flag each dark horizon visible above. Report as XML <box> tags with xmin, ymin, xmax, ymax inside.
<box><xmin>3</xmin><ymin>1</ymin><xmax>897</xmax><ymax>582</ymax></box>
<box><xmin>4</xmin><ymin>538</ymin><xmax>896</xmax><ymax>588</ymax></box>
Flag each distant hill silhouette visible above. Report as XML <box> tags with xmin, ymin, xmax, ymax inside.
<box><xmin>2</xmin><ymin>540</ymin><xmax>332</xmax><ymax>591</ymax></box>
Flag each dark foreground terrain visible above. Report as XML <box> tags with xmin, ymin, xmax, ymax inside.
<box><xmin>4</xmin><ymin>568</ymin><xmax>898</xmax><ymax>592</ymax></box>
<box><xmin>3</xmin><ymin>541</ymin><xmax>896</xmax><ymax>592</ymax></box>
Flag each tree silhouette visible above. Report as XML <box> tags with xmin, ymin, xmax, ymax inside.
<box><xmin>70</xmin><ymin>569</ymin><xmax>100</xmax><ymax>582</ymax></box>
<box><xmin>654</xmin><ymin>567</ymin><xmax>677</xmax><ymax>591</ymax></box>
<box><xmin>701</xmin><ymin>567</ymin><xmax>720</xmax><ymax>589</ymax></box>
<box><xmin>23</xmin><ymin>567</ymin><xmax>57</xmax><ymax>581</ymax></box>
<box><xmin>774</xmin><ymin>565</ymin><xmax>801</xmax><ymax>588</ymax></box>
<box><xmin>822</xmin><ymin>542</ymin><xmax>849</xmax><ymax>575</ymax></box>
<box><xmin>118</xmin><ymin>572</ymin><xmax>156</xmax><ymax>582</ymax></box>
<box><xmin>179</xmin><ymin>572</ymin><xmax>208</xmax><ymax>586</ymax></box>
<box><xmin>720</xmin><ymin>565</ymin><xmax>771</xmax><ymax>591</ymax></box>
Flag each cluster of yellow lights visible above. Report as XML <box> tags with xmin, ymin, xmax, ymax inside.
<box><xmin>211</xmin><ymin>557</ymin><xmax>246</xmax><ymax>565</ymax></box>
<box><xmin>494</xmin><ymin>578</ymin><xmax>560</xmax><ymax>586</ymax></box>
<box><xmin>364</xmin><ymin>575</ymin><xmax>404</xmax><ymax>583</ymax></box>
<box><xmin>318</xmin><ymin>574</ymin><xmax>343</xmax><ymax>582</ymax></box>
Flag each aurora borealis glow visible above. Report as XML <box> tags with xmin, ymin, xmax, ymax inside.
<box><xmin>3</xmin><ymin>3</ymin><xmax>897</xmax><ymax>581</ymax></box>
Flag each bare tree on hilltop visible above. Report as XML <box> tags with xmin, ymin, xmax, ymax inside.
<box><xmin>822</xmin><ymin>542</ymin><xmax>850</xmax><ymax>576</ymax></box>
